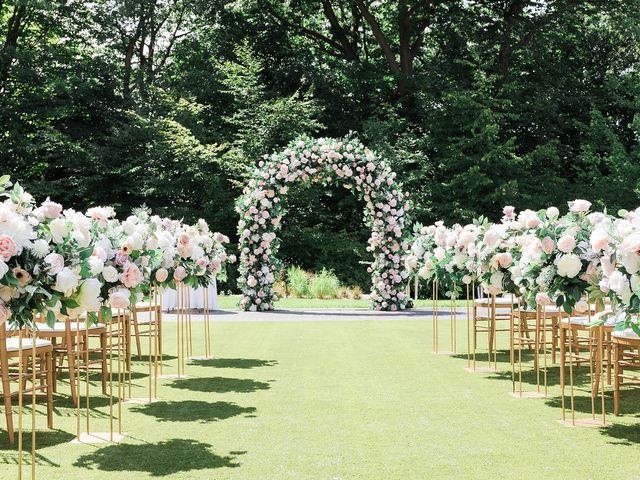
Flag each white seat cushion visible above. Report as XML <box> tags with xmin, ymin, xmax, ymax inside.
<box><xmin>6</xmin><ymin>338</ymin><xmax>52</xmax><ymax>352</ymax></box>
<box><xmin>612</xmin><ymin>329</ymin><xmax>640</xmax><ymax>340</ymax></box>
<box><xmin>36</xmin><ymin>322</ymin><xmax>105</xmax><ymax>332</ymax></box>
<box><xmin>561</xmin><ymin>316</ymin><xmax>591</xmax><ymax>326</ymax></box>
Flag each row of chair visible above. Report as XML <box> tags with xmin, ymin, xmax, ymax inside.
<box><xmin>0</xmin><ymin>302</ymin><xmax>161</xmax><ymax>445</ymax></box>
<box><xmin>471</xmin><ymin>296</ymin><xmax>640</xmax><ymax>415</ymax></box>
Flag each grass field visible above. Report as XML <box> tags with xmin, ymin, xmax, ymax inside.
<box><xmin>1</xmin><ymin>315</ymin><xmax>638</xmax><ymax>479</ymax></box>
<box><xmin>216</xmin><ymin>294</ymin><xmax>467</xmax><ymax>310</ymax></box>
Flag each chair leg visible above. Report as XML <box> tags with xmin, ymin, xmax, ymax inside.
<box><xmin>157</xmin><ymin>308</ymin><xmax>163</xmax><ymax>358</ymax></box>
<box><xmin>614</xmin><ymin>343</ymin><xmax>620</xmax><ymax>416</ymax></box>
<box><xmin>1</xmin><ymin>370</ymin><xmax>14</xmax><ymax>445</ymax></box>
<box><xmin>100</xmin><ymin>332</ymin><xmax>108</xmax><ymax>395</ymax></box>
<box><xmin>132</xmin><ymin>313</ymin><xmax>142</xmax><ymax>359</ymax></box>
<box><xmin>65</xmin><ymin>329</ymin><xmax>77</xmax><ymax>406</ymax></box>
<box><xmin>46</xmin><ymin>351</ymin><xmax>53</xmax><ymax>429</ymax></box>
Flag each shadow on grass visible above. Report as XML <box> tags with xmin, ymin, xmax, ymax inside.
<box><xmin>599</xmin><ymin>421</ymin><xmax>640</xmax><ymax>445</ymax></box>
<box><xmin>168</xmin><ymin>377</ymin><xmax>271</xmax><ymax>393</ymax></box>
<box><xmin>74</xmin><ymin>438</ymin><xmax>240</xmax><ymax>476</ymax></box>
<box><xmin>190</xmin><ymin>358</ymin><xmax>278</xmax><ymax>369</ymax></box>
<box><xmin>131</xmin><ymin>354</ymin><xmax>177</xmax><ymax>363</ymax></box>
<box><xmin>544</xmin><ymin>388</ymin><xmax>640</xmax><ymax>416</ymax></box>
<box><xmin>131</xmin><ymin>400</ymin><xmax>256</xmax><ymax>423</ymax></box>
<box><xmin>0</xmin><ymin>430</ymin><xmax>74</xmax><ymax>467</ymax></box>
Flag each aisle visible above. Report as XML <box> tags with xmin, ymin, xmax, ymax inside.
<box><xmin>7</xmin><ymin>315</ymin><xmax>638</xmax><ymax>480</ymax></box>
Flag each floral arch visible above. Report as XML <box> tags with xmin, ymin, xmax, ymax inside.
<box><xmin>236</xmin><ymin>136</ymin><xmax>411</xmax><ymax>311</ymax></box>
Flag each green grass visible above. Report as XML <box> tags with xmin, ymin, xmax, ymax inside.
<box><xmin>217</xmin><ymin>294</ymin><xmax>467</xmax><ymax>310</ymax></box>
<box><xmin>3</xmin><ymin>317</ymin><xmax>639</xmax><ymax>479</ymax></box>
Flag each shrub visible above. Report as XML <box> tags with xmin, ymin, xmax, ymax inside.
<box><xmin>308</xmin><ymin>269</ymin><xmax>341</xmax><ymax>299</ymax></box>
<box><xmin>349</xmin><ymin>285</ymin><xmax>363</xmax><ymax>299</ymax></box>
<box><xmin>286</xmin><ymin>266</ymin><xmax>309</xmax><ymax>297</ymax></box>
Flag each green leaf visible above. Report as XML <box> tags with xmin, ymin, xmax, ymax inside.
<box><xmin>46</xmin><ymin>310</ymin><xmax>56</xmax><ymax>327</ymax></box>
<box><xmin>63</xmin><ymin>298</ymin><xmax>79</xmax><ymax>309</ymax></box>
<box><xmin>0</xmin><ymin>175</ymin><xmax>10</xmax><ymax>187</ymax></box>
<box><xmin>100</xmin><ymin>305</ymin><xmax>112</xmax><ymax>322</ymax></box>
<box><xmin>87</xmin><ymin>311</ymin><xmax>98</xmax><ymax>326</ymax></box>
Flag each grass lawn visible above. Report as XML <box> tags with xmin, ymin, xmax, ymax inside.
<box><xmin>216</xmin><ymin>294</ymin><xmax>467</xmax><ymax>310</ymax></box>
<box><xmin>3</xmin><ymin>315</ymin><xmax>639</xmax><ymax>479</ymax></box>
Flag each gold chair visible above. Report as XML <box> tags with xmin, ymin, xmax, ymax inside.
<box><xmin>34</xmin><ymin>317</ymin><xmax>107</xmax><ymax>405</ymax></box>
<box><xmin>612</xmin><ymin>329</ymin><xmax>640</xmax><ymax>416</ymax></box>
<box><xmin>0</xmin><ymin>323</ymin><xmax>54</xmax><ymax>445</ymax></box>
<box><xmin>130</xmin><ymin>301</ymin><xmax>162</xmax><ymax>359</ymax></box>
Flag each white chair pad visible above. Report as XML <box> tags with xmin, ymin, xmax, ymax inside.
<box><xmin>37</xmin><ymin>322</ymin><xmax>105</xmax><ymax>332</ymax></box>
<box><xmin>612</xmin><ymin>329</ymin><xmax>640</xmax><ymax>340</ymax></box>
<box><xmin>561</xmin><ymin>316</ymin><xmax>591</xmax><ymax>326</ymax></box>
<box><xmin>6</xmin><ymin>338</ymin><xmax>52</xmax><ymax>352</ymax></box>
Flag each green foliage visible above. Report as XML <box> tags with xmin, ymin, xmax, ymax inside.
<box><xmin>286</xmin><ymin>266</ymin><xmax>309</xmax><ymax>298</ymax></box>
<box><xmin>308</xmin><ymin>269</ymin><xmax>341</xmax><ymax>299</ymax></box>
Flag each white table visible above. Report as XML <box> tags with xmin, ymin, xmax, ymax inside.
<box><xmin>161</xmin><ymin>279</ymin><xmax>218</xmax><ymax>311</ymax></box>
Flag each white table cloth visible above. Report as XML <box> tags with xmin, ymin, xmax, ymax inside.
<box><xmin>161</xmin><ymin>279</ymin><xmax>218</xmax><ymax>311</ymax></box>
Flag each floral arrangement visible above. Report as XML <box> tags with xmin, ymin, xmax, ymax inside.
<box><xmin>405</xmin><ymin>200</ymin><xmax>619</xmax><ymax>318</ymax></box>
<box><xmin>237</xmin><ymin>136</ymin><xmax>411</xmax><ymax>311</ymax></box>
<box><xmin>0</xmin><ymin>175</ymin><xmax>233</xmax><ymax>328</ymax></box>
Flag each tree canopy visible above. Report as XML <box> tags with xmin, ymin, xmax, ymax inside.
<box><xmin>2</xmin><ymin>0</ymin><xmax>639</xmax><ymax>290</ymax></box>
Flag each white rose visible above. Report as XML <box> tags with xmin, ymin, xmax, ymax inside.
<box><xmin>404</xmin><ymin>255</ymin><xmax>418</xmax><ymax>271</ymax></box>
<box><xmin>102</xmin><ymin>265</ymin><xmax>119</xmax><ymax>283</ymax></box>
<box><xmin>87</xmin><ymin>256</ymin><xmax>104</xmax><ymax>275</ymax></box>
<box><xmin>49</xmin><ymin>218</ymin><xmax>68</xmax><ymax>244</ymax></box>
<box><xmin>556</xmin><ymin>254</ymin><xmax>582</xmax><ymax>278</ymax></box>
<box><xmin>122</xmin><ymin>221</ymin><xmax>135</xmax><ymax>235</ymax></box>
<box><xmin>490</xmin><ymin>271</ymin><xmax>504</xmax><ymax>290</ymax></box>
<box><xmin>53</xmin><ymin>267</ymin><xmax>80</xmax><ymax>296</ymax></box>
<box><xmin>609</xmin><ymin>271</ymin><xmax>632</xmax><ymax>304</ymax></box>
<box><xmin>75</xmin><ymin>278</ymin><xmax>101</xmax><ymax>313</ymax></box>
<box><xmin>109</xmin><ymin>288</ymin><xmax>131</xmax><ymax>310</ymax></box>
<box><xmin>546</xmin><ymin>207</ymin><xmax>559</xmax><ymax>219</ymax></box>
<box><xmin>411</xmin><ymin>243</ymin><xmax>425</xmax><ymax>257</ymax></box>
<box><xmin>568</xmin><ymin>199</ymin><xmax>592</xmax><ymax>213</ymax></box>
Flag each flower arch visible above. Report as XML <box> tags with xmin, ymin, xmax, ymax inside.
<box><xmin>236</xmin><ymin>135</ymin><xmax>411</xmax><ymax>311</ymax></box>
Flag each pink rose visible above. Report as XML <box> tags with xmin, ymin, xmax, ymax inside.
<box><xmin>590</xmin><ymin>229</ymin><xmax>609</xmax><ymax>252</ymax></box>
<box><xmin>196</xmin><ymin>258</ymin><xmax>207</xmax><ymax>269</ymax></box>
<box><xmin>502</xmin><ymin>206</ymin><xmax>516</xmax><ymax>220</ymax></box>
<box><xmin>535</xmin><ymin>292</ymin><xmax>551</xmax><ymax>305</ymax></box>
<box><xmin>173</xmin><ymin>266</ymin><xmax>187</xmax><ymax>282</ymax></box>
<box><xmin>497</xmin><ymin>252</ymin><xmax>512</xmax><ymax>268</ymax></box>
<box><xmin>557</xmin><ymin>235</ymin><xmax>576</xmax><ymax>253</ymax></box>
<box><xmin>115</xmin><ymin>251</ymin><xmax>128</xmax><ymax>266</ymax></box>
<box><xmin>121</xmin><ymin>262</ymin><xmax>142</xmax><ymax>288</ymax></box>
<box><xmin>541</xmin><ymin>236</ymin><xmax>555</xmax><ymax>255</ymax></box>
<box><xmin>109</xmin><ymin>289</ymin><xmax>130</xmax><ymax>309</ymax></box>
<box><xmin>179</xmin><ymin>233</ymin><xmax>190</xmax><ymax>245</ymax></box>
<box><xmin>0</xmin><ymin>235</ymin><xmax>17</xmax><ymax>261</ymax></box>
<box><xmin>41</xmin><ymin>199</ymin><xmax>62</xmax><ymax>219</ymax></box>
<box><xmin>525</xmin><ymin>215</ymin><xmax>541</xmax><ymax>229</ymax></box>
<box><xmin>568</xmin><ymin>199</ymin><xmax>591</xmax><ymax>213</ymax></box>
<box><xmin>0</xmin><ymin>302</ymin><xmax>10</xmax><ymax>325</ymax></box>
<box><xmin>620</xmin><ymin>232</ymin><xmax>640</xmax><ymax>256</ymax></box>
<box><xmin>155</xmin><ymin>268</ymin><xmax>168</xmax><ymax>283</ymax></box>
<box><xmin>44</xmin><ymin>252</ymin><xmax>65</xmax><ymax>275</ymax></box>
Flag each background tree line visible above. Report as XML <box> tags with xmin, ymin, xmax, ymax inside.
<box><xmin>2</xmin><ymin>0</ymin><xmax>639</xmax><ymax>291</ymax></box>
